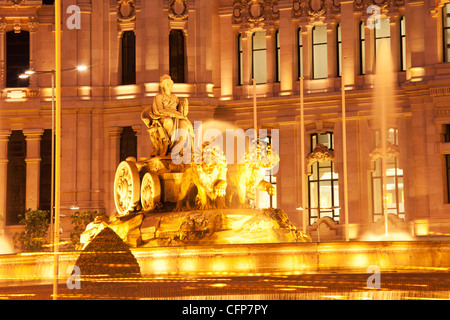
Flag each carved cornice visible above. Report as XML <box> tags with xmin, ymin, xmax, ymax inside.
<box><xmin>232</xmin><ymin>0</ymin><xmax>279</xmax><ymax>29</ymax></box>
<box><xmin>293</xmin><ymin>0</ymin><xmax>340</xmax><ymax>20</ymax></box>
<box><xmin>168</xmin><ymin>0</ymin><xmax>189</xmax><ymax>21</ymax></box>
<box><xmin>117</xmin><ymin>0</ymin><xmax>136</xmax><ymax>22</ymax></box>
<box><xmin>9</xmin><ymin>0</ymin><xmax>25</xmax><ymax>6</ymax></box>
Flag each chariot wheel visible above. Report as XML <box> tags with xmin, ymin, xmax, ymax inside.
<box><xmin>141</xmin><ymin>172</ymin><xmax>161</xmax><ymax>211</ymax></box>
<box><xmin>114</xmin><ymin>160</ymin><xmax>141</xmax><ymax>216</ymax></box>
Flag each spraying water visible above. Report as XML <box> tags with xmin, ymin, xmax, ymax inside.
<box><xmin>373</xmin><ymin>38</ymin><xmax>396</xmax><ymax>239</ymax></box>
<box><xmin>0</xmin><ymin>236</ymin><xmax>13</xmax><ymax>255</ymax></box>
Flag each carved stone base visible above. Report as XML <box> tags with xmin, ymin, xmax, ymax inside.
<box><xmin>80</xmin><ymin>208</ymin><xmax>311</xmax><ymax>248</ymax></box>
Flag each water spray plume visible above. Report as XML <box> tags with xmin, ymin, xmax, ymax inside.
<box><xmin>374</xmin><ymin>38</ymin><xmax>396</xmax><ymax>239</ymax></box>
<box><xmin>0</xmin><ymin>236</ymin><xmax>13</xmax><ymax>255</ymax></box>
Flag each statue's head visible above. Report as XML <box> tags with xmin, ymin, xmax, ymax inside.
<box><xmin>159</xmin><ymin>74</ymin><xmax>173</xmax><ymax>93</ymax></box>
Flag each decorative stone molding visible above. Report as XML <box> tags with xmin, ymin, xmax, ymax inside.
<box><xmin>368</xmin><ymin>142</ymin><xmax>399</xmax><ymax>171</ymax></box>
<box><xmin>232</xmin><ymin>0</ymin><xmax>279</xmax><ymax>29</ymax></box>
<box><xmin>430</xmin><ymin>87</ymin><xmax>450</xmax><ymax>97</ymax></box>
<box><xmin>117</xmin><ymin>0</ymin><xmax>136</xmax><ymax>22</ymax></box>
<box><xmin>169</xmin><ymin>0</ymin><xmax>189</xmax><ymax>21</ymax></box>
<box><xmin>0</xmin><ymin>18</ymin><xmax>6</xmax><ymax>33</ymax></box>
<box><xmin>293</xmin><ymin>0</ymin><xmax>340</xmax><ymax>19</ymax></box>
<box><xmin>306</xmin><ymin>143</ymin><xmax>335</xmax><ymax>175</ymax></box>
<box><xmin>9</xmin><ymin>0</ymin><xmax>24</xmax><ymax>6</ymax></box>
<box><xmin>28</xmin><ymin>19</ymin><xmax>39</xmax><ymax>33</ymax></box>
<box><xmin>354</xmin><ymin>0</ymin><xmax>405</xmax><ymax>12</ymax></box>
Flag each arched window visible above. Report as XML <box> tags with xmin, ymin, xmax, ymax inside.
<box><xmin>6</xmin><ymin>31</ymin><xmax>30</xmax><ymax>88</ymax></box>
<box><xmin>120</xmin><ymin>126</ymin><xmax>137</xmax><ymax>162</ymax></box>
<box><xmin>169</xmin><ymin>29</ymin><xmax>186</xmax><ymax>83</ymax></box>
<box><xmin>252</xmin><ymin>31</ymin><xmax>267</xmax><ymax>84</ymax></box>
<box><xmin>308</xmin><ymin>132</ymin><xmax>339</xmax><ymax>225</ymax></box>
<box><xmin>6</xmin><ymin>130</ymin><xmax>27</xmax><ymax>225</ymax></box>
<box><xmin>312</xmin><ymin>25</ymin><xmax>328</xmax><ymax>79</ymax></box>
<box><xmin>121</xmin><ymin>30</ymin><xmax>136</xmax><ymax>85</ymax></box>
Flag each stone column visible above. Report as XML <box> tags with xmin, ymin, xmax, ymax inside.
<box><xmin>326</xmin><ymin>22</ymin><xmax>337</xmax><ymax>79</ymax></box>
<box><xmin>389</xmin><ymin>14</ymin><xmax>400</xmax><ymax>73</ymax></box>
<box><xmin>279</xmin><ymin>8</ymin><xmax>294</xmax><ymax>94</ymax></box>
<box><xmin>265</xmin><ymin>27</ymin><xmax>276</xmax><ymax>86</ymax></box>
<box><xmin>219</xmin><ymin>12</ymin><xmax>234</xmax><ymax>99</ymax></box>
<box><xmin>132</xmin><ymin>124</ymin><xmax>143</xmax><ymax>161</ymax></box>
<box><xmin>341</xmin><ymin>1</ymin><xmax>356</xmax><ymax>86</ymax></box>
<box><xmin>23</xmin><ymin>129</ymin><xmax>44</xmax><ymax>211</ymax></box>
<box><xmin>302</xmin><ymin>25</ymin><xmax>313</xmax><ymax>82</ymax></box>
<box><xmin>28</xmin><ymin>19</ymin><xmax>39</xmax><ymax>87</ymax></box>
<box><xmin>0</xmin><ymin>130</ymin><xmax>11</xmax><ymax>234</ymax></box>
<box><xmin>241</xmin><ymin>29</ymin><xmax>253</xmax><ymax>98</ymax></box>
<box><xmin>0</xmin><ymin>18</ymin><xmax>6</xmax><ymax>90</ymax></box>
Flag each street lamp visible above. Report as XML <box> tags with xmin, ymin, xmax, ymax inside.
<box><xmin>19</xmin><ymin>64</ymin><xmax>87</xmax><ymax>299</ymax></box>
<box><xmin>19</xmin><ymin>65</ymin><xmax>88</xmax><ymax>247</ymax></box>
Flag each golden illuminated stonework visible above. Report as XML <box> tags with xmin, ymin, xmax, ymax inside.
<box><xmin>176</xmin><ymin>141</ymin><xmax>228</xmax><ymax>211</ymax></box>
<box><xmin>105</xmin><ymin>75</ymin><xmax>310</xmax><ymax>247</ymax></box>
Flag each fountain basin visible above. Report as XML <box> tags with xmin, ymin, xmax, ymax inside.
<box><xmin>0</xmin><ymin>241</ymin><xmax>449</xmax><ymax>287</ymax></box>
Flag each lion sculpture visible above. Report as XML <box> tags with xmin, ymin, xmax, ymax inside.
<box><xmin>175</xmin><ymin>141</ymin><xmax>228</xmax><ymax>211</ymax></box>
<box><xmin>226</xmin><ymin>141</ymin><xmax>280</xmax><ymax>208</ymax></box>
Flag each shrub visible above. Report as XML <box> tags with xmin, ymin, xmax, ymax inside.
<box><xmin>13</xmin><ymin>209</ymin><xmax>50</xmax><ymax>252</ymax></box>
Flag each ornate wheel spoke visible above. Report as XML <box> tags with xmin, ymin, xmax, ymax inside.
<box><xmin>141</xmin><ymin>172</ymin><xmax>161</xmax><ymax>211</ymax></box>
<box><xmin>114</xmin><ymin>160</ymin><xmax>140</xmax><ymax>216</ymax></box>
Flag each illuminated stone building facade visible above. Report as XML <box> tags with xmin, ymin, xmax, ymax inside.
<box><xmin>1</xmin><ymin>0</ymin><xmax>450</xmax><ymax>243</ymax></box>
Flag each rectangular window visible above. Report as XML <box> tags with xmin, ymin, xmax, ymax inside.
<box><xmin>447</xmin><ymin>155</ymin><xmax>450</xmax><ymax>203</ymax></box>
<box><xmin>238</xmin><ymin>34</ymin><xmax>243</xmax><ymax>86</ymax></box>
<box><xmin>444</xmin><ymin>3</ymin><xmax>450</xmax><ymax>62</ymax></box>
<box><xmin>121</xmin><ymin>31</ymin><xmax>136</xmax><ymax>85</ymax></box>
<box><xmin>275</xmin><ymin>30</ymin><xmax>281</xmax><ymax>82</ymax></box>
<box><xmin>6</xmin><ymin>31</ymin><xmax>30</xmax><ymax>88</ymax></box>
<box><xmin>337</xmin><ymin>23</ymin><xmax>342</xmax><ymax>77</ymax></box>
<box><xmin>298</xmin><ymin>27</ymin><xmax>303</xmax><ymax>78</ymax></box>
<box><xmin>120</xmin><ymin>127</ymin><xmax>137</xmax><ymax>163</ymax></box>
<box><xmin>308</xmin><ymin>133</ymin><xmax>339</xmax><ymax>225</ymax></box>
<box><xmin>375</xmin><ymin>18</ymin><xmax>391</xmax><ymax>58</ymax></box>
<box><xmin>371</xmin><ymin>156</ymin><xmax>405</xmax><ymax>221</ymax></box>
<box><xmin>360</xmin><ymin>22</ymin><xmax>366</xmax><ymax>75</ymax></box>
<box><xmin>252</xmin><ymin>31</ymin><xmax>267</xmax><ymax>84</ymax></box>
<box><xmin>258</xmin><ymin>137</ymin><xmax>277</xmax><ymax>209</ymax></box>
<box><xmin>400</xmin><ymin>17</ymin><xmax>406</xmax><ymax>71</ymax></box>
<box><xmin>444</xmin><ymin>124</ymin><xmax>450</xmax><ymax>142</ymax></box>
<box><xmin>6</xmin><ymin>130</ymin><xmax>27</xmax><ymax>225</ymax></box>
<box><xmin>169</xmin><ymin>29</ymin><xmax>186</xmax><ymax>83</ymax></box>
<box><xmin>312</xmin><ymin>25</ymin><xmax>328</xmax><ymax>79</ymax></box>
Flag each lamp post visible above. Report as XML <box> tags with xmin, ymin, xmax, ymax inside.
<box><xmin>19</xmin><ymin>65</ymin><xmax>86</xmax><ymax>300</ymax></box>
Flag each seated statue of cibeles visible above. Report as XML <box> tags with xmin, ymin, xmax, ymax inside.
<box><xmin>141</xmin><ymin>74</ymin><xmax>194</xmax><ymax>158</ymax></box>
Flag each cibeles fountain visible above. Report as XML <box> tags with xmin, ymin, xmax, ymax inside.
<box><xmin>80</xmin><ymin>74</ymin><xmax>311</xmax><ymax>250</ymax></box>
